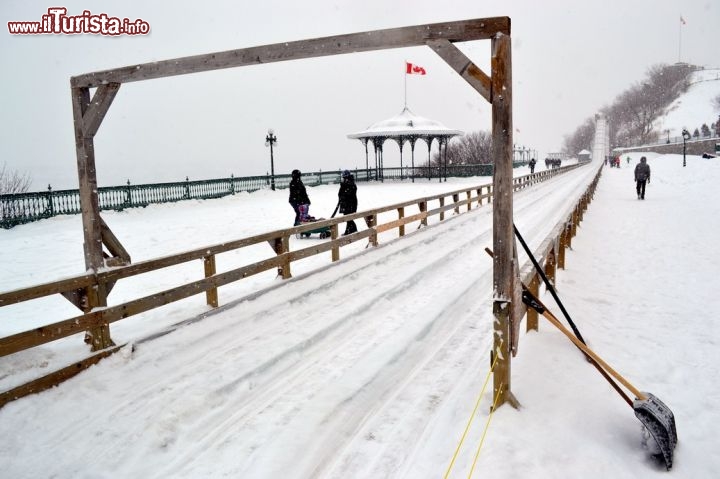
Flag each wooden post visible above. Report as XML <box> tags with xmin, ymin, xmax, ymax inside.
<box><xmin>453</xmin><ymin>193</ymin><xmax>460</xmax><ymax>215</ymax></box>
<box><xmin>71</xmin><ymin>85</ymin><xmax>115</xmax><ymax>351</ymax></box>
<box><xmin>565</xmin><ymin>222</ymin><xmax>573</xmax><ymax>249</ymax></box>
<box><xmin>572</xmin><ymin>207</ymin><xmax>579</xmax><ymax>237</ymax></box>
<box><xmin>272</xmin><ymin>236</ymin><xmax>291</xmax><ymax>279</ymax></box>
<box><xmin>526</xmin><ymin>275</ymin><xmax>540</xmax><ymax>332</ymax></box>
<box><xmin>419</xmin><ymin>201</ymin><xmax>428</xmax><ymax>227</ymax></box>
<box><xmin>558</xmin><ymin>230</ymin><xmax>567</xmax><ymax>270</ymax></box>
<box><xmin>477</xmin><ymin>187</ymin><xmax>483</xmax><ymax>206</ymax></box>
<box><xmin>203</xmin><ymin>255</ymin><xmax>219</xmax><ymax>307</ymax></box>
<box><xmin>490</xmin><ymin>32</ymin><xmax>519</xmax><ymax>410</ymax></box>
<box><xmin>365</xmin><ymin>215</ymin><xmax>378</xmax><ymax>247</ymax></box>
<box><xmin>331</xmin><ymin>224</ymin><xmax>340</xmax><ymax>261</ymax></box>
<box><xmin>397</xmin><ymin>207</ymin><xmax>405</xmax><ymax>236</ymax></box>
<box><xmin>439</xmin><ymin>197</ymin><xmax>445</xmax><ymax>221</ymax></box>
<box><xmin>545</xmin><ymin>248</ymin><xmax>557</xmax><ymax>288</ymax></box>
<box><xmin>466</xmin><ymin>191</ymin><xmax>472</xmax><ymax>211</ymax></box>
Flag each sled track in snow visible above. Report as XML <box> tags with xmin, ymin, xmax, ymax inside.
<box><xmin>141</xmin><ymin>176</ymin><xmax>577</xmax><ymax>477</ymax></box>
<box><xmin>26</xmin><ymin>166</ymin><xmax>598</xmax><ymax>478</ymax></box>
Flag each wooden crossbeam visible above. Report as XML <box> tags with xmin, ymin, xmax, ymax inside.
<box><xmin>71</xmin><ymin>17</ymin><xmax>510</xmax><ymax>88</ymax></box>
<box><xmin>100</xmin><ymin>216</ymin><xmax>131</xmax><ymax>265</ymax></box>
<box><xmin>81</xmin><ymin>83</ymin><xmax>121</xmax><ymax>138</ymax></box>
<box><xmin>426</xmin><ymin>39</ymin><xmax>491</xmax><ymax>102</ymax></box>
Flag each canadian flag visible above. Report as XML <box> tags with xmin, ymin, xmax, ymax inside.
<box><xmin>680</xmin><ymin>15</ymin><xmax>686</xmax><ymax>25</ymax></box>
<box><xmin>406</xmin><ymin>62</ymin><xmax>426</xmax><ymax>75</ymax></box>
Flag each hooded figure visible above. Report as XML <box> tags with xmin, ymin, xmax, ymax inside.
<box><xmin>634</xmin><ymin>157</ymin><xmax>651</xmax><ymax>200</ymax></box>
<box><xmin>289</xmin><ymin>169</ymin><xmax>310</xmax><ymax>225</ymax></box>
<box><xmin>338</xmin><ymin>170</ymin><xmax>358</xmax><ymax>235</ymax></box>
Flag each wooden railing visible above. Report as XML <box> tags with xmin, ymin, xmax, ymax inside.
<box><xmin>0</xmin><ymin>161</ymin><xmax>590</xmax><ymax>407</ymax></box>
<box><xmin>517</xmin><ymin>164</ymin><xmax>603</xmax><ymax>333</ymax></box>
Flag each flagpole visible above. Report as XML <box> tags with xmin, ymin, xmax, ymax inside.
<box><xmin>678</xmin><ymin>18</ymin><xmax>681</xmax><ymax>62</ymax></box>
<box><xmin>404</xmin><ymin>63</ymin><xmax>407</xmax><ymax>108</ymax></box>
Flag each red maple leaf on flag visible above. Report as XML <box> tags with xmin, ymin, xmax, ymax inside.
<box><xmin>406</xmin><ymin>62</ymin><xmax>426</xmax><ymax>75</ymax></box>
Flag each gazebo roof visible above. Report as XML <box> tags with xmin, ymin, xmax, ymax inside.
<box><xmin>347</xmin><ymin>106</ymin><xmax>463</xmax><ymax>140</ymax></box>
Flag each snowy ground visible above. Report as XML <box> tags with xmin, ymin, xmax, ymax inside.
<box><xmin>1</xmin><ymin>154</ymin><xmax>719</xmax><ymax>478</ymax></box>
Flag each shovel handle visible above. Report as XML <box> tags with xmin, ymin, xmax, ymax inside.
<box><xmin>540</xmin><ymin>309</ymin><xmax>647</xmax><ymax>401</ymax></box>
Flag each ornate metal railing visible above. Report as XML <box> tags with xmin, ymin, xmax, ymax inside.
<box><xmin>0</xmin><ymin>162</ymin><xmax>524</xmax><ymax>229</ymax></box>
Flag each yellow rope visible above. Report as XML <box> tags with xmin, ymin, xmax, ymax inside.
<box><xmin>467</xmin><ymin>383</ymin><xmax>504</xmax><ymax>479</ymax></box>
<box><xmin>443</xmin><ymin>351</ymin><xmax>499</xmax><ymax>479</ymax></box>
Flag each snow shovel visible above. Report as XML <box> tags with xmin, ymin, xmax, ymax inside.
<box><xmin>522</xmin><ymin>289</ymin><xmax>678</xmax><ymax>470</ymax></box>
<box><xmin>484</xmin><ymin>246</ymin><xmax>633</xmax><ymax>408</ymax></box>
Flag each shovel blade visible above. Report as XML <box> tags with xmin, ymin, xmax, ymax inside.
<box><xmin>633</xmin><ymin>392</ymin><xmax>677</xmax><ymax>470</ymax></box>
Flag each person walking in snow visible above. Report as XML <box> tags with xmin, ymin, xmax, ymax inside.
<box><xmin>634</xmin><ymin>156</ymin><xmax>651</xmax><ymax>200</ymax></box>
<box><xmin>289</xmin><ymin>169</ymin><xmax>310</xmax><ymax>225</ymax></box>
<box><xmin>337</xmin><ymin>170</ymin><xmax>358</xmax><ymax>235</ymax></box>
<box><xmin>529</xmin><ymin>158</ymin><xmax>536</xmax><ymax>174</ymax></box>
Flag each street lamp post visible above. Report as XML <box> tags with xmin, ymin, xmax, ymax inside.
<box><xmin>265</xmin><ymin>129</ymin><xmax>277</xmax><ymax>190</ymax></box>
<box><xmin>682</xmin><ymin>128</ymin><xmax>690</xmax><ymax>167</ymax></box>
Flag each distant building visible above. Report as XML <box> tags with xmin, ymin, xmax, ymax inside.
<box><xmin>578</xmin><ymin>149</ymin><xmax>591</xmax><ymax>162</ymax></box>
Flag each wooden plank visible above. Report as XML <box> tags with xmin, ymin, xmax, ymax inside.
<box><xmin>0</xmin><ymin>255</ymin><xmax>286</xmax><ymax>357</ymax></box>
<box><xmin>100</xmin><ymin>216</ymin><xmax>131</xmax><ymax>264</ymax></box>
<box><xmin>0</xmin><ymin>275</ymin><xmax>94</xmax><ymax>307</ymax></box>
<box><xmin>81</xmin><ymin>83</ymin><xmax>121</xmax><ymax>138</ymax></box>
<box><xmin>376</xmin><ymin>212</ymin><xmax>426</xmax><ymax>233</ymax></box>
<box><xmin>0</xmin><ymin>344</ymin><xmax>125</xmax><ymax>408</ymax></box>
<box><xmin>426</xmin><ymin>38</ymin><xmax>492</xmax><ymax>102</ymax></box>
<box><xmin>71</xmin><ymin>18</ymin><xmax>511</xmax><ymax>88</ymax></box>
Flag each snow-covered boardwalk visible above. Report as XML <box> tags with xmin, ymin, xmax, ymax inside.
<box><xmin>1</xmin><ymin>155</ymin><xmax>718</xmax><ymax>478</ymax></box>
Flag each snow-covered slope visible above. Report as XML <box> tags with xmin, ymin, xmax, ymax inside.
<box><xmin>656</xmin><ymin>67</ymin><xmax>720</xmax><ymax>137</ymax></box>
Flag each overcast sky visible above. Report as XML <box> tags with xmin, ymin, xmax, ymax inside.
<box><xmin>2</xmin><ymin>0</ymin><xmax>717</xmax><ymax>190</ymax></box>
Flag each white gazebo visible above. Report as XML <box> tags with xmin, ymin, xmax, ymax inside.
<box><xmin>347</xmin><ymin>106</ymin><xmax>462</xmax><ymax>182</ymax></box>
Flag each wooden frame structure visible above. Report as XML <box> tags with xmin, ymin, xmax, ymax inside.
<box><xmin>68</xmin><ymin>17</ymin><xmax>517</xmax><ymax>407</ymax></box>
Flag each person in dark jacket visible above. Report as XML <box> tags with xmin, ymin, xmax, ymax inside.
<box><xmin>634</xmin><ymin>156</ymin><xmax>651</xmax><ymax>200</ymax></box>
<box><xmin>529</xmin><ymin>158</ymin><xmax>536</xmax><ymax>174</ymax></box>
<box><xmin>338</xmin><ymin>170</ymin><xmax>358</xmax><ymax>235</ymax></box>
<box><xmin>289</xmin><ymin>169</ymin><xmax>310</xmax><ymax>225</ymax></box>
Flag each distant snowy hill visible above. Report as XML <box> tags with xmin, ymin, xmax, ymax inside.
<box><xmin>656</xmin><ymin>67</ymin><xmax>720</xmax><ymax>137</ymax></box>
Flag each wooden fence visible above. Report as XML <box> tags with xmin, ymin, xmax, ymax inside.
<box><xmin>0</xmin><ymin>161</ymin><xmax>594</xmax><ymax>407</ymax></box>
